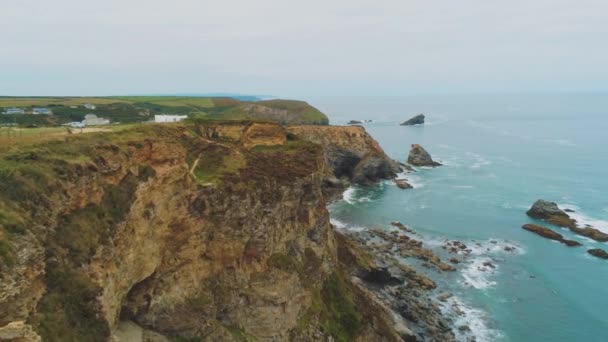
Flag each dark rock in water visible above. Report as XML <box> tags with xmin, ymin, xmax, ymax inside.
<box><xmin>407</xmin><ymin>144</ymin><xmax>442</xmax><ymax>167</ymax></box>
<box><xmin>482</xmin><ymin>261</ymin><xmax>496</xmax><ymax>269</ymax></box>
<box><xmin>522</xmin><ymin>224</ymin><xmax>581</xmax><ymax>247</ymax></box>
<box><xmin>526</xmin><ymin>200</ymin><xmax>570</xmax><ymax>220</ymax></box>
<box><xmin>564</xmin><ymin>208</ymin><xmax>576</xmax><ymax>213</ymax></box>
<box><xmin>569</xmin><ymin>226</ymin><xmax>608</xmax><ymax>242</ymax></box>
<box><xmin>401</xmin><ymin>114</ymin><xmax>425</xmax><ymax>126</ymax></box>
<box><xmin>394</xmin><ymin>179</ymin><xmax>413</xmax><ymax>189</ymax></box>
<box><xmin>347</xmin><ymin>120</ymin><xmax>363</xmax><ymax>125</ymax></box>
<box><xmin>588</xmin><ymin>248</ymin><xmax>608</xmax><ymax>260</ymax></box>
<box><xmin>526</xmin><ymin>200</ymin><xmax>608</xmax><ymax>242</ymax></box>
<box><xmin>449</xmin><ymin>257</ymin><xmax>460</xmax><ymax>264</ymax></box>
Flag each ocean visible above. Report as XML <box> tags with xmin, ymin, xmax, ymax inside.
<box><xmin>307</xmin><ymin>94</ymin><xmax>608</xmax><ymax>341</ymax></box>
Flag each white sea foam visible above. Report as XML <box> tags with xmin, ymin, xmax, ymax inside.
<box><xmin>330</xmin><ymin>218</ymin><xmax>348</xmax><ymax>229</ymax></box>
<box><xmin>545</xmin><ymin>138</ymin><xmax>576</xmax><ymax>147</ymax></box>
<box><xmin>329</xmin><ymin>218</ymin><xmax>367</xmax><ymax>232</ymax></box>
<box><xmin>559</xmin><ymin>204</ymin><xmax>608</xmax><ymax>234</ymax></box>
<box><xmin>467</xmin><ymin>239</ymin><xmax>526</xmax><ymax>256</ymax></box>
<box><xmin>343</xmin><ymin>187</ymin><xmax>356</xmax><ymax>204</ymax></box>
<box><xmin>460</xmin><ymin>258</ymin><xmax>498</xmax><ymax>289</ymax></box>
<box><xmin>445</xmin><ymin>296</ymin><xmax>504</xmax><ymax>342</ymax></box>
<box><xmin>465</xmin><ymin>152</ymin><xmax>492</xmax><ymax>170</ymax></box>
<box><xmin>396</xmin><ymin>171</ymin><xmax>425</xmax><ymax>189</ymax></box>
<box><xmin>452</xmin><ymin>185</ymin><xmax>474</xmax><ymax>189</ymax></box>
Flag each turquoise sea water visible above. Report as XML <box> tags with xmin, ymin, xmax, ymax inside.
<box><xmin>308</xmin><ymin>94</ymin><xmax>608</xmax><ymax>341</ymax></box>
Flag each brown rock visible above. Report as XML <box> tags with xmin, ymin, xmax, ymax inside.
<box><xmin>522</xmin><ymin>224</ymin><xmax>581</xmax><ymax>247</ymax></box>
<box><xmin>588</xmin><ymin>248</ymin><xmax>608</xmax><ymax>260</ymax></box>
<box><xmin>407</xmin><ymin>144</ymin><xmax>442</xmax><ymax>167</ymax></box>
<box><xmin>394</xmin><ymin>179</ymin><xmax>413</xmax><ymax>189</ymax></box>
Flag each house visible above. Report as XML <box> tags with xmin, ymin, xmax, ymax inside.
<box><xmin>3</xmin><ymin>107</ymin><xmax>25</xmax><ymax>115</ymax></box>
<box><xmin>154</xmin><ymin>114</ymin><xmax>188</xmax><ymax>123</ymax></box>
<box><xmin>82</xmin><ymin>114</ymin><xmax>110</xmax><ymax>126</ymax></box>
<box><xmin>84</xmin><ymin>104</ymin><xmax>96</xmax><ymax>110</ymax></box>
<box><xmin>63</xmin><ymin>122</ymin><xmax>85</xmax><ymax>128</ymax></box>
<box><xmin>32</xmin><ymin>107</ymin><xmax>53</xmax><ymax>115</ymax></box>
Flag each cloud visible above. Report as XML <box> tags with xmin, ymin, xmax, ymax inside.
<box><xmin>1</xmin><ymin>0</ymin><xmax>607</xmax><ymax>95</ymax></box>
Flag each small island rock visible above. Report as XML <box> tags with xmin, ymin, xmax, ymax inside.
<box><xmin>588</xmin><ymin>248</ymin><xmax>608</xmax><ymax>260</ymax></box>
<box><xmin>347</xmin><ymin>120</ymin><xmax>363</xmax><ymax>125</ymax></box>
<box><xmin>401</xmin><ymin>114</ymin><xmax>425</xmax><ymax>126</ymax></box>
<box><xmin>407</xmin><ymin>144</ymin><xmax>442</xmax><ymax>167</ymax></box>
<box><xmin>394</xmin><ymin>179</ymin><xmax>413</xmax><ymax>189</ymax></box>
<box><xmin>526</xmin><ymin>200</ymin><xmax>608</xmax><ymax>242</ymax></box>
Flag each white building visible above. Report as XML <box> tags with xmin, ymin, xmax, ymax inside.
<box><xmin>3</xmin><ymin>107</ymin><xmax>25</xmax><ymax>115</ymax></box>
<box><xmin>82</xmin><ymin>114</ymin><xmax>110</xmax><ymax>126</ymax></box>
<box><xmin>32</xmin><ymin>107</ymin><xmax>53</xmax><ymax>115</ymax></box>
<box><xmin>154</xmin><ymin>115</ymin><xmax>188</xmax><ymax>123</ymax></box>
<box><xmin>84</xmin><ymin>103</ymin><xmax>96</xmax><ymax>110</ymax></box>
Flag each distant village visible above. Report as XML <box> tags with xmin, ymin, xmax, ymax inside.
<box><xmin>2</xmin><ymin>103</ymin><xmax>188</xmax><ymax>127</ymax></box>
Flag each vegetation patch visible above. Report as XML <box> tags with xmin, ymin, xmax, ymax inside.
<box><xmin>267</xmin><ymin>252</ymin><xmax>297</xmax><ymax>272</ymax></box>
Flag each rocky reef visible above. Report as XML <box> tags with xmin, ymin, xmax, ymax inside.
<box><xmin>0</xmin><ymin>122</ymin><xmax>411</xmax><ymax>342</ymax></box>
<box><xmin>588</xmin><ymin>248</ymin><xmax>608</xmax><ymax>260</ymax></box>
<box><xmin>400</xmin><ymin>114</ymin><xmax>425</xmax><ymax>126</ymax></box>
<box><xmin>407</xmin><ymin>144</ymin><xmax>442</xmax><ymax>167</ymax></box>
<box><xmin>521</xmin><ymin>224</ymin><xmax>581</xmax><ymax>246</ymax></box>
<box><xmin>526</xmin><ymin>200</ymin><xmax>608</xmax><ymax>242</ymax></box>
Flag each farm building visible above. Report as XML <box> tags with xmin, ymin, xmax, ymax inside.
<box><xmin>83</xmin><ymin>114</ymin><xmax>110</xmax><ymax>126</ymax></box>
<box><xmin>3</xmin><ymin>107</ymin><xmax>25</xmax><ymax>115</ymax></box>
<box><xmin>32</xmin><ymin>107</ymin><xmax>53</xmax><ymax>115</ymax></box>
<box><xmin>155</xmin><ymin>115</ymin><xmax>188</xmax><ymax>123</ymax></box>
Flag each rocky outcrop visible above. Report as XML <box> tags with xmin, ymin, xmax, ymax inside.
<box><xmin>394</xmin><ymin>179</ymin><xmax>413</xmax><ymax>189</ymax></box>
<box><xmin>287</xmin><ymin>126</ymin><xmax>402</xmax><ymax>191</ymax></box>
<box><xmin>0</xmin><ymin>321</ymin><xmax>41</xmax><ymax>342</ymax></box>
<box><xmin>407</xmin><ymin>144</ymin><xmax>441</xmax><ymax>167</ymax></box>
<box><xmin>400</xmin><ymin>114</ymin><xmax>425</xmax><ymax>126</ymax></box>
<box><xmin>348</xmin><ymin>120</ymin><xmax>363</xmax><ymax>125</ymax></box>
<box><xmin>588</xmin><ymin>248</ymin><xmax>608</xmax><ymax>260</ymax></box>
<box><xmin>526</xmin><ymin>200</ymin><xmax>608</xmax><ymax>242</ymax></box>
<box><xmin>522</xmin><ymin>224</ymin><xmax>581</xmax><ymax>246</ymax></box>
<box><xmin>526</xmin><ymin>200</ymin><xmax>570</xmax><ymax>220</ymax></box>
<box><xmin>0</xmin><ymin>122</ymin><xmax>403</xmax><ymax>342</ymax></box>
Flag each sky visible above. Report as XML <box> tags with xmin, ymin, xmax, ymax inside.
<box><xmin>1</xmin><ymin>0</ymin><xmax>607</xmax><ymax>97</ymax></box>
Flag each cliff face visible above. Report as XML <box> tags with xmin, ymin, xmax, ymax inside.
<box><xmin>0</xmin><ymin>122</ymin><xmax>402</xmax><ymax>342</ymax></box>
<box><xmin>287</xmin><ymin>126</ymin><xmax>402</xmax><ymax>194</ymax></box>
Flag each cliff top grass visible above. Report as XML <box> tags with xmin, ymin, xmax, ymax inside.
<box><xmin>0</xmin><ymin>96</ymin><xmax>329</xmax><ymax>127</ymax></box>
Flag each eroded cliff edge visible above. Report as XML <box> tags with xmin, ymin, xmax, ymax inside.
<box><xmin>0</xmin><ymin>122</ymin><xmax>406</xmax><ymax>342</ymax></box>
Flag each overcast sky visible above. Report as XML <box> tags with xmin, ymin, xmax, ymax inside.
<box><xmin>2</xmin><ymin>0</ymin><xmax>607</xmax><ymax>96</ymax></box>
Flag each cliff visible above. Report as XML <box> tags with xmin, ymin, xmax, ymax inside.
<box><xmin>0</xmin><ymin>122</ymin><xmax>404</xmax><ymax>342</ymax></box>
<box><xmin>287</xmin><ymin>126</ymin><xmax>402</xmax><ymax>195</ymax></box>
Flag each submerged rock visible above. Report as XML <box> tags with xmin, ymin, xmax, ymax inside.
<box><xmin>347</xmin><ymin>120</ymin><xmax>363</xmax><ymax>125</ymax></box>
<box><xmin>407</xmin><ymin>144</ymin><xmax>442</xmax><ymax>167</ymax></box>
<box><xmin>522</xmin><ymin>224</ymin><xmax>581</xmax><ymax>246</ymax></box>
<box><xmin>401</xmin><ymin>114</ymin><xmax>425</xmax><ymax>126</ymax></box>
<box><xmin>588</xmin><ymin>248</ymin><xmax>608</xmax><ymax>260</ymax></box>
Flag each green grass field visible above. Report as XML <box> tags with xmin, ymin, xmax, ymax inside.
<box><xmin>0</xmin><ymin>96</ymin><xmax>329</xmax><ymax>127</ymax></box>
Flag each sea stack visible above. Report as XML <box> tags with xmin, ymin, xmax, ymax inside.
<box><xmin>407</xmin><ymin>144</ymin><xmax>442</xmax><ymax>167</ymax></box>
<box><xmin>401</xmin><ymin>114</ymin><xmax>425</xmax><ymax>126</ymax></box>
